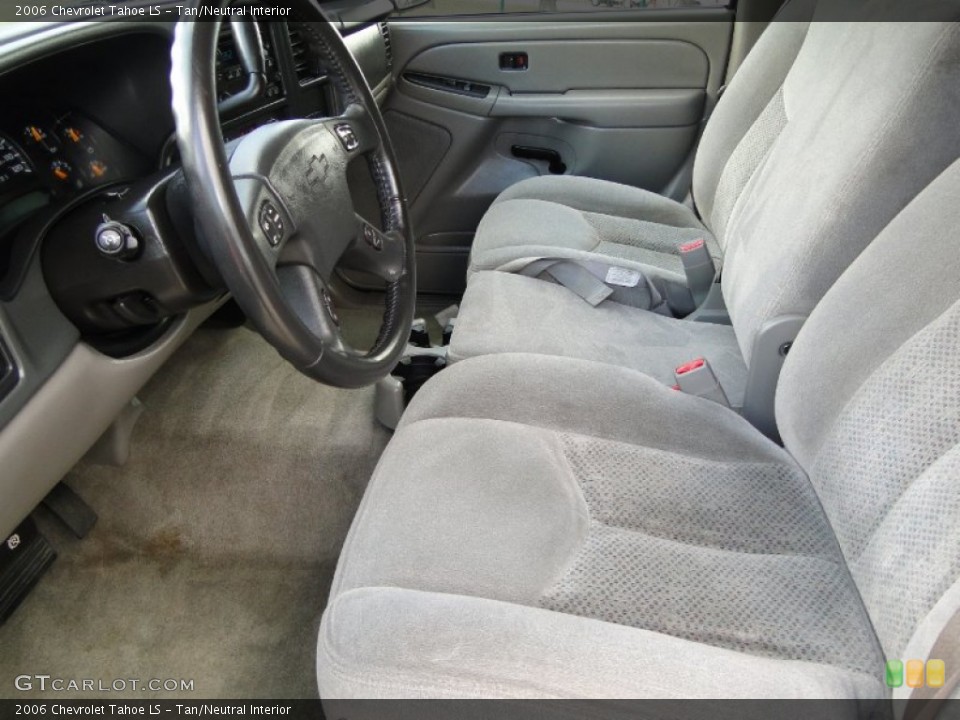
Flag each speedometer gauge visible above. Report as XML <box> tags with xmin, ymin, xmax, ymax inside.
<box><xmin>0</xmin><ymin>136</ymin><xmax>34</xmax><ymax>187</ymax></box>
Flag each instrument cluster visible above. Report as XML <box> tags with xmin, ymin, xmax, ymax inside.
<box><xmin>0</xmin><ymin>111</ymin><xmax>146</xmax><ymax>205</ymax></box>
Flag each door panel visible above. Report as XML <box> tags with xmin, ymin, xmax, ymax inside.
<box><xmin>404</xmin><ymin>38</ymin><xmax>709</xmax><ymax>91</ymax></box>
<box><xmin>355</xmin><ymin>15</ymin><xmax>733</xmax><ymax>294</ymax></box>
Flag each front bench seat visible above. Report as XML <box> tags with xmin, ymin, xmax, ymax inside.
<box><xmin>318</xmin><ymin>158</ymin><xmax>960</xmax><ymax>700</ymax></box>
<box><xmin>467</xmin><ymin>9</ymin><xmax>814</xmax><ymax>311</ymax></box>
<box><xmin>452</xmin><ymin>16</ymin><xmax>960</xmax><ymax>416</ymax></box>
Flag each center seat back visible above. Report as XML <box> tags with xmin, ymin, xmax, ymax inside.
<box><xmin>701</xmin><ymin>11</ymin><xmax>960</xmax><ymax>434</ymax></box>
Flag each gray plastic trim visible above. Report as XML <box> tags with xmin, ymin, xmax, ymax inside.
<box><xmin>741</xmin><ymin>314</ymin><xmax>806</xmax><ymax>442</ymax></box>
<box><xmin>0</xmin><ymin>258</ymin><xmax>80</xmax><ymax>430</ymax></box>
<box><xmin>687</xmin><ymin>279</ymin><xmax>730</xmax><ymax>325</ymax></box>
<box><xmin>491</xmin><ymin>89</ymin><xmax>705</xmax><ymax>128</ymax></box>
<box><xmin>398</xmin><ymin>75</ymin><xmax>500</xmax><ymax>116</ymax></box>
<box><xmin>404</xmin><ymin>38</ymin><xmax>709</xmax><ymax>94</ymax></box>
<box><xmin>0</xmin><ymin>300</ymin><xmax>222</xmax><ymax>540</ymax></box>
<box><xmin>389</xmin><ymin>17</ymin><xmax>733</xmax><ymax>97</ymax></box>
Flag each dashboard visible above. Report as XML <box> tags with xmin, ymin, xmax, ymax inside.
<box><xmin>0</xmin><ymin>11</ymin><xmax>397</xmax><ymax>539</ymax></box>
<box><xmin>0</xmin><ymin>21</ymin><xmax>339</xmax><ymax>282</ymax></box>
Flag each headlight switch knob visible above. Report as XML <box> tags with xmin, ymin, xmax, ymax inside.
<box><xmin>95</xmin><ymin>218</ymin><xmax>141</xmax><ymax>260</ymax></box>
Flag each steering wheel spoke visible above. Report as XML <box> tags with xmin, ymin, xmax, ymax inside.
<box><xmin>276</xmin><ymin>265</ymin><xmax>348</xmax><ymax>354</ymax></box>
<box><xmin>338</xmin><ymin>215</ymin><xmax>407</xmax><ymax>283</ymax></box>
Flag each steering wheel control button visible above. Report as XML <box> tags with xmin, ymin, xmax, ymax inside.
<box><xmin>321</xmin><ymin>289</ymin><xmax>340</xmax><ymax>327</ymax></box>
<box><xmin>95</xmin><ymin>220</ymin><xmax>140</xmax><ymax>260</ymax></box>
<box><xmin>258</xmin><ymin>200</ymin><xmax>285</xmax><ymax>247</ymax></box>
<box><xmin>334</xmin><ymin>123</ymin><xmax>359</xmax><ymax>152</ymax></box>
<box><xmin>363</xmin><ymin>224</ymin><xmax>383</xmax><ymax>251</ymax></box>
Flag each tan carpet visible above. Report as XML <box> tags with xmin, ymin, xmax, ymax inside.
<box><xmin>0</xmin><ymin>309</ymin><xmax>396</xmax><ymax>699</ymax></box>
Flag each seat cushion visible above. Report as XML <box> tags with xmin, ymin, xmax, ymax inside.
<box><xmin>468</xmin><ymin>176</ymin><xmax>720</xmax><ymax>285</ymax></box>
<box><xmin>318</xmin><ymin>354</ymin><xmax>885</xmax><ymax>699</ymax></box>
<box><xmin>448</xmin><ymin>271</ymin><xmax>749</xmax><ymax>407</ymax></box>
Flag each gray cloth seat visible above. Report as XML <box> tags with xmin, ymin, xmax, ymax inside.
<box><xmin>448</xmin><ymin>270</ymin><xmax>750</xmax><ymax>407</ymax></box>
<box><xmin>320</xmin><ymin>356</ymin><xmax>884</xmax><ymax>700</ymax></box>
<box><xmin>452</xmin><ymin>15</ymin><xmax>960</xmax><ymax>409</ymax></box>
<box><xmin>466</xmin><ymin>12</ymin><xmax>814</xmax><ymax>292</ymax></box>
<box><xmin>471</xmin><ymin>176</ymin><xmax>720</xmax><ymax>303</ymax></box>
<box><xmin>318</xmin><ymin>158</ymin><xmax>960</xmax><ymax>700</ymax></box>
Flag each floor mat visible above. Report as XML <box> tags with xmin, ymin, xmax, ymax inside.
<box><xmin>0</xmin><ymin>314</ymin><xmax>393</xmax><ymax>699</ymax></box>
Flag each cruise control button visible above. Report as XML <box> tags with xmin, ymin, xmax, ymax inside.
<box><xmin>334</xmin><ymin>123</ymin><xmax>359</xmax><ymax>152</ymax></box>
<box><xmin>321</xmin><ymin>288</ymin><xmax>340</xmax><ymax>326</ymax></box>
<box><xmin>363</xmin><ymin>224</ymin><xmax>382</xmax><ymax>251</ymax></box>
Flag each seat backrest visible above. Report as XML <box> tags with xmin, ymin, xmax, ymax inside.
<box><xmin>692</xmin><ymin>0</ymin><xmax>813</xmax><ymax>246</ymax></box>
<box><xmin>777</xmin><ymin>156</ymin><xmax>960</xmax><ymax>670</ymax></box>
<box><xmin>716</xmin><ymin>12</ymin><xmax>960</xmax><ymax>370</ymax></box>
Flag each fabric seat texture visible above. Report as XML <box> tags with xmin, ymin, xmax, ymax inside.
<box><xmin>318</xmin><ymin>157</ymin><xmax>960</xmax><ymax>700</ymax></box>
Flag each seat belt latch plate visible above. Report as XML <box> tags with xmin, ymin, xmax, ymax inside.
<box><xmin>674</xmin><ymin>357</ymin><xmax>730</xmax><ymax>407</ymax></box>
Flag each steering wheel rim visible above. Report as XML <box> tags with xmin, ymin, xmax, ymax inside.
<box><xmin>170</xmin><ymin>11</ymin><xmax>416</xmax><ymax>388</ymax></box>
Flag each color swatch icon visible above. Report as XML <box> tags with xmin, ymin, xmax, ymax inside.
<box><xmin>886</xmin><ymin>660</ymin><xmax>903</xmax><ymax>688</ymax></box>
<box><xmin>927</xmin><ymin>659</ymin><xmax>945</xmax><ymax>688</ymax></box>
<box><xmin>885</xmin><ymin>659</ymin><xmax>945</xmax><ymax>688</ymax></box>
<box><xmin>907</xmin><ymin>660</ymin><xmax>925</xmax><ymax>688</ymax></box>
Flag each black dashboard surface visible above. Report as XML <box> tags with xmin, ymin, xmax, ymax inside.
<box><xmin>0</xmin><ymin>20</ymin><xmax>345</xmax><ymax>290</ymax></box>
<box><xmin>0</xmin><ymin>31</ymin><xmax>170</xmax><ymax>255</ymax></box>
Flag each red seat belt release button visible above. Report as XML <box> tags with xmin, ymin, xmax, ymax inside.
<box><xmin>674</xmin><ymin>357</ymin><xmax>730</xmax><ymax>407</ymax></box>
<box><xmin>679</xmin><ymin>239</ymin><xmax>716</xmax><ymax>306</ymax></box>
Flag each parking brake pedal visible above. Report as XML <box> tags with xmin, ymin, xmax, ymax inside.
<box><xmin>0</xmin><ymin>518</ymin><xmax>56</xmax><ymax>624</ymax></box>
<box><xmin>42</xmin><ymin>482</ymin><xmax>98</xmax><ymax>539</ymax></box>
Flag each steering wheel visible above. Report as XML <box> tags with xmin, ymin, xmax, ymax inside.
<box><xmin>170</xmin><ymin>12</ymin><xmax>415</xmax><ymax>388</ymax></box>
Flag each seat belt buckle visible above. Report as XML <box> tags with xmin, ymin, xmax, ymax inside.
<box><xmin>679</xmin><ymin>239</ymin><xmax>716</xmax><ymax>306</ymax></box>
<box><xmin>673</xmin><ymin>357</ymin><xmax>730</xmax><ymax>407</ymax></box>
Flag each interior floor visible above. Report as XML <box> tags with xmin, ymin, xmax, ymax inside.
<box><xmin>0</xmin><ymin>294</ymin><xmax>455</xmax><ymax>699</ymax></box>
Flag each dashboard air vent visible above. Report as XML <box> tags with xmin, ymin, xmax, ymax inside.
<box><xmin>378</xmin><ymin>21</ymin><xmax>393</xmax><ymax>71</ymax></box>
<box><xmin>216</xmin><ymin>22</ymin><xmax>284</xmax><ymax>105</ymax></box>
<box><xmin>288</xmin><ymin>25</ymin><xmax>324</xmax><ymax>85</ymax></box>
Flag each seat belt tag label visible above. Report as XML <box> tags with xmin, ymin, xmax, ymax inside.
<box><xmin>605</xmin><ymin>266</ymin><xmax>642</xmax><ymax>288</ymax></box>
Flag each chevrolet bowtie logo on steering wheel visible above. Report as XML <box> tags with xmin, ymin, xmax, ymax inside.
<box><xmin>306</xmin><ymin>153</ymin><xmax>330</xmax><ymax>188</ymax></box>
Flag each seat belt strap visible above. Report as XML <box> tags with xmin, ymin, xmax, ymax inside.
<box><xmin>520</xmin><ymin>259</ymin><xmax>664</xmax><ymax>310</ymax></box>
<box><xmin>543</xmin><ymin>261</ymin><xmax>614</xmax><ymax>307</ymax></box>
<box><xmin>679</xmin><ymin>238</ymin><xmax>717</xmax><ymax>307</ymax></box>
<box><xmin>905</xmin><ymin>609</ymin><xmax>960</xmax><ymax>720</ymax></box>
